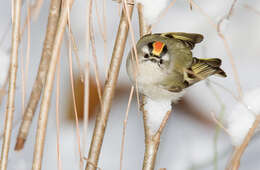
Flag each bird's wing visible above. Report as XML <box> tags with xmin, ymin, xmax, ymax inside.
<box><xmin>184</xmin><ymin>57</ymin><xmax>227</xmax><ymax>86</ymax></box>
<box><xmin>160</xmin><ymin>32</ymin><xmax>203</xmax><ymax>49</ymax></box>
<box><xmin>160</xmin><ymin>70</ymin><xmax>186</xmax><ymax>92</ymax></box>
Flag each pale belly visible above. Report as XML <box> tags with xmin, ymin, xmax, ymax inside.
<box><xmin>138</xmin><ymin>83</ymin><xmax>185</xmax><ymax>102</ymax></box>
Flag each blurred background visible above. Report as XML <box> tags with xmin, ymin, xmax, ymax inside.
<box><xmin>0</xmin><ymin>0</ymin><xmax>260</xmax><ymax>169</ymax></box>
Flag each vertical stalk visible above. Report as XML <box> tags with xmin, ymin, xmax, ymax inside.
<box><xmin>15</xmin><ymin>0</ymin><xmax>62</xmax><ymax>150</ymax></box>
<box><xmin>85</xmin><ymin>1</ymin><xmax>134</xmax><ymax>169</ymax></box>
<box><xmin>137</xmin><ymin>3</ymin><xmax>151</xmax><ymax>36</ymax></box>
<box><xmin>0</xmin><ymin>0</ymin><xmax>22</xmax><ymax>170</ymax></box>
<box><xmin>32</xmin><ymin>0</ymin><xmax>74</xmax><ymax>170</ymax></box>
<box><xmin>142</xmin><ymin>109</ymin><xmax>161</xmax><ymax>170</ymax></box>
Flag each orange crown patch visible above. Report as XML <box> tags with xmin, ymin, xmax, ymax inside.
<box><xmin>152</xmin><ymin>41</ymin><xmax>165</xmax><ymax>56</ymax></box>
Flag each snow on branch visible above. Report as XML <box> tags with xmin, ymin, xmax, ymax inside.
<box><xmin>136</xmin><ymin>0</ymin><xmax>170</xmax><ymax>24</ymax></box>
<box><xmin>143</xmin><ymin>97</ymin><xmax>172</xmax><ymax>134</ymax></box>
<box><xmin>226</xmin><ymin>87</ymin><xmax>260</xmax><ymax>146</ymax></box>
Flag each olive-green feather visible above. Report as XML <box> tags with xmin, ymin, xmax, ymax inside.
<box><xmin>161</xmin><ymin>32</ymin><xmax>204</xmax><ymax>49</ymax></box>
<box><xmin>184</xmin><ymin>57</ymin><xmax>227</xmax><ymax>86</ymax></box>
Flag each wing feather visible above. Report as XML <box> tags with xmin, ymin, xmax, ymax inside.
<box><xmin>161</xmin><ymin>32</ymin><xmax>204</xmax><ymax>49</ymax></box>
<box><xmin>184</xmin><ymin>57</ymin><xmax>227</xmax><ymax>86</ymax></box>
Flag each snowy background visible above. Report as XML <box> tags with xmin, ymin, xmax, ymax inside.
<box><xmin>1</xmin><ymin>0</ymin><xmax>260</xmax><ymax>170</ymax></box>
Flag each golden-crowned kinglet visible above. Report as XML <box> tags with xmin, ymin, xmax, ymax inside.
<box><xmin>126</xmin><ymin>32</ymin><xmax>227</xmax><ymax>102</ymax></box>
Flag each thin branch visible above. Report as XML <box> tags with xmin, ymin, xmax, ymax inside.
<box><xmin>89</xmin><ymin>0</ymin><xmax>103</xmax><ymax>105</ymax></box>
<box><xmin>83</xmin><ymin>0</ymin><xmax>91</xmax><ymax>160</ymax></box>
<box><xmin>190</xmin><ymin>0</ymin><xmax>243</xmax><ymax>99</ymax></box>
<box><xmin>0</xmin><ymin>0</ymin><xmax>41</xmax><ymax>48</ymax></box>
<box><xmin>102</xmin><ymin>0</ymin><xmax>108</xmax><ymax>78</ymax></box>
<box><xmin>154</xmin><ymin>110</ymin><xmax>171</xmax><ymax>138</ymax></box>
<box><xmin>21</xmin><ymin>0</ymin><xmax>31</xmax><ymax>116</ymax></box>
<box><xmin>85</xmin><ymin>1</ymin><xmax>134</xmax><ymax>169</ymax></box>
<box><xmin>24</xmin><ymin>2</ymin><xmax>31</xmax><ymax>84</ymax></box>
<box><xmin>32</xmin><ymin>0</ymin><xmax>74</xmax><ymax>170</ymax></box>
<box><xmin>243</xmin><ymin>4</ymin><xmax>260</xmax><ymax>16</ymax></box>
<box><xmin>227</xmin><ymin>115</ymin><xmax>260</xmax><ymax>170</ymax></box>
<box><xmin>217</xmin><ymin>0</ymin><xmax>237</xmax><ymax>26</ymax></box>
<box><xmin>0</xmin><ymin>0</ymin><xmax>22</xmax><ymax>170</ymax></box>
<box><xmin>82</xmin><ymin>62</ymin><xmax>90</xmax><ymax>157</ymax></box>
<box><xmin>67</xmin><ymin>11</ymin><xmax>84</xmax><ymax>169</ymax></box>
<box><xmin>21</xmin><ymin>44</ymin><xmax>26</xmax><ymax>114</ymax></box>
<box><xmin>8</xmin><ymin>0</ymin><xmax>44</xmax><ymax>54</ymax></box>
<box><xmin>93</xmin><ymin>0</ymin><xmax>109</xmax><ymax>78</ymax></box>
<box><xmin>15</xmin><ymin>0</ymin><xmax>62</xmax><ymax>150</ymax></box>
<box><xmin>69</xmin><ymin>29</ymin><xmax>84</xmax><ymax>82</ymax></box>
<box><xmin>55</xmin><ymin>57</ymin><xmax>62</xmax><ymax>170</ymax></box>
<box><xmin>210</xmin><ymin>112</ymin><xmax>230</xmax><ymax>136</ymax></box>
<box><xmin>137</xmin><ymin>3</ymin><xmax>151</xmax><ymax>36</ymax></box>
<box><xmin>120</xmin><ymin>86</ymin><xmax>134</xmax><ymax>170</ymax></box>
<box><xmin>124</xmin><ymin>0</ymin><xmax>140</xmax><ymax>109</ymax></box>
<box><xmin>30</xmin><ymin>0</ymin><xmax>44</xmax><ymax>21</ymax></box>
<box><xmin>83</xmin><ymin>157</ymin><xmax>102</xmax><ymax>170</ymax></box>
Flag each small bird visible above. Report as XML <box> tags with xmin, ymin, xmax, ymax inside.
<box><xmin>126</xmin><ymin>32</ymin><xmax>227</xmax><ymax>102</ymax></box>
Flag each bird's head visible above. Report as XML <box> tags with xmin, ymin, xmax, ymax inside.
<box><xmin>139</xmin><ymin>41</ymin><xmax>170</xmax><ymax>68</ymax></box>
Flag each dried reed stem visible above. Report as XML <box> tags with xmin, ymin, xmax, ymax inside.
<box><xmin>0</xmin><ymin>0</ymin><xmax>22</xmax><ymax>170</ymax></box>
<box><xmin>83</xmin><ymin>62</ymin><xmax>90</xmax><ymax>156</ymax></box>
<box><xmin>119</xmin><ymin>86</ymin><xmax>134</xmax><ymax>170</ymax></box>
<box><xmin>93</xmin><ymin>0</ymin><xmax>108</xmax><ymax>77</ymax></box>
<box><xmin>55</xmin><ymin>58</ymin><xmax>62</xmax><ymax>170</ymax></box>
<box><xmin>83</xmin><ymin>0</ymin><xmax>91</xmax><ymax>159</ymax></box>
<box><xmin>85</xmin><ymin>1</ymin><xmax>134</xmax><ymax>169</ymax></box>
<box><xmin>32</xmin><ymin>0</ymin><xmax>74</xmax><ymax>170</ymax></box>
<box><xmin>244</xmin><ymin>4</ymin><xmax>260</xmax><ymax>16</ymax></box>
<box><xmin>137</xmin><ymin>3</ymin><xmax>151</xmax><ymax>36</ymax></box>
<box><xmin>89</xmin><ymin>0</ymin><xmax>103</xmax><ymax>105</ymax></box>
<box><xmin>123</xmin><ymin>0</ymin><xmax>140</xmax><ymax>108</ymax></box>
<box><xmin>30</xmin><ymin>0</ymin><xmax>44</xmax><ymax>21</ymax></box>
<box><xmin>15</xmin><ymin>0</ymin><xmax>62</xmax><ymax>150</ymax></box>
<box><xmin>227</xmin><ymin>115</ymin><xmax>260</xmax><ymax>170</ymax></box>
<box><xmin>67</xmin><ymin>12</ymin><xmax>84</xmax><ymax>168</ymax></box>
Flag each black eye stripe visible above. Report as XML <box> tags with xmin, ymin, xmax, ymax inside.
<box><xmin>147</xmin><ymin>42</ymin><xmax>154</xmax><ymax>53</ymax></box>
<box><xmin>160</xmin><ymin>45</ymin><xmax>168</xmax><ymax>57</ymax></box>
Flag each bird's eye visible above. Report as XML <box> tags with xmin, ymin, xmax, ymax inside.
<box><xmin>159</xmin><ymin>59</ymin><xmax>163</xmax><ymax>64</ymax></box>
<box><xmin>144</xmin><ymin>54</ymin><xmax>149</xmax><ymax>58</ymax></box>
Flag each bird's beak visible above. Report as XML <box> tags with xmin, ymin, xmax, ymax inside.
<box><xmin>149</xmin><ymin>56</ymin><xmax>160</xmax><ymax>63</ymax></box>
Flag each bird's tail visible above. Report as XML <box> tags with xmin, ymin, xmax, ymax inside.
<box><xmin>184</xmin><ymin>57</ymin><xmax>227</xmax><ymax>86</ymax></box>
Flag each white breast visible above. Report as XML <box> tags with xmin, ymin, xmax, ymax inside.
<box><xmin>137</xmin><ymin>61</ymin><xmax>164</xmax><ymax>84</ymax></box>
<box><xmin>128</xmin><ymin>60</ymin><xmax>185</xmax><ymax>102</ymax></box>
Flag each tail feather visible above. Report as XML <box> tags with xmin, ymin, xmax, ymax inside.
<box><xmin>184</xmin><ymin>57</ymin><xmax>226</xmax><ymax>86</ymax></box>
